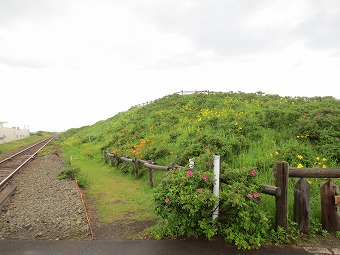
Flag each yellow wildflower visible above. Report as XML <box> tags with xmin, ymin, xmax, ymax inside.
<box><xmin>297</xmin><ymin>163</ymin><xmax>304</xmax><ymax>168</ymax></box>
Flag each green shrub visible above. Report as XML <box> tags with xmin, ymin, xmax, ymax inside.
<box><xmin>59</xmin><ymin>166</ymin><xmax>79</xmax><ymax>180</ymax></box>
<box><xmin>152</xmin><ymin>155</ymin><xmax>301</xmax><ymax>250</ymax></box>
<box><xmin>75</xmin><ymin>174</ymin><xmax>89</xmax><ymax>188</ymax></box>
<box><xmin>59</xmin><ymin>165</ymin><xmax>88</xmax><ymax>188</ymax></box>
<box><xmin>152</xmin><ymin>152</ymin><xmax>218</xmax><ymax>239</ymax></box>
<box><xmin>335</xmin><ymin>231</ymin><xmax>340</xmax><ymax>238</ymax></box>
<box><xmin>218</xmin><ymin>166</ymin><xmax>271</xmax><ymax>249</ymax></box>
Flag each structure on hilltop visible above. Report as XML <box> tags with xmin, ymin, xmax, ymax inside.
<box><xmin>0</xmin><ymin>121</ymin><xmax>30</xmax><ymax>144</ymax></box>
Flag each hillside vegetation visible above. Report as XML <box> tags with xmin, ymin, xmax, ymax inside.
<box><xmin>62</xmin><ymin>91</ymin><xmax>339</xmax><ymax>169</ymax></box>
<box><xmin>60</xmin><ymin>91</ymin><xmax>340</xmax><ymax>248</ymax></box>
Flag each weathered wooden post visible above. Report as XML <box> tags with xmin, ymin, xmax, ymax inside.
<box><xmin>114</xmin><ymin>153</ymin><xmax>120</xmax><ymax>167</ymax></box>
<box><xmin>274</xmin><ymin>161</ymin><xmax>289</xmax><ymax>231</ymax></box>
<box><xmin>320</xmin><ymin>179</ymin><xmax>340</xmax><ymax>231</ymax></box>
<box><xmin>148</xmin><ymin>168</ymin><xmax>154</xmax><ymax>188</ymax></box>
<box><xmin>103</xmin><ymin>150</ymin><xmax>107</xmax><ymax>163</ymax></box>
<box><xmin>147</xmin><ymin>160</ymin><xmax>154</xmax><ymax>188</ymax></box>
<box><xmin>108</xmin><ymin>154</ymin><xmax>113</xmax><ymax>166</ymax></box>
<box><xmin>336</xmin><ymin>196</ymin><xmax>340</xmax><ymax>207</ymax></box>
<box><xmin>133</xmin><ymin>157</ymin><xmax>139</xmax><ymax>179</ymax></box>
<box><xmin>294</xmin><ymin>178</ymin><xmax>311</xmax><ymax>233</ymax></box>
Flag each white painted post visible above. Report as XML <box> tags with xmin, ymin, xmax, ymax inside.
<box><xmin>212</xmin><ymin>155</ymin><xmax>220</xmax><ymax>220</ymax></box>
<box><xmin>189</xmin><ymin>158</ymin><xmax>195</xmax><ymax>169</ymax></box>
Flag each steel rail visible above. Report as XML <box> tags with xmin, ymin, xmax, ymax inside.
<box><xmin>0</xmin><ymin>136</ymin><xmax>55</xmax><ymax>190</ymax></box>
<box><xmin>0</xmin><ymin>137</ymin><xmax>53</xmax><ymax>165</ymax></box>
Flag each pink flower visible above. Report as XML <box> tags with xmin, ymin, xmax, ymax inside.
<box><xmin>187</xmin><ymin>170</ymin><xmax>193</xmax><ymax>176</ymax></box>
<box><xmin>251</xmin><ymin>170</ymin><xmax>257</xmax><ymax>176</ymax></box>
<box><xmin>247</xmin><ymin>193</ymin><xmax>253</xmax><ymax>198</ymax></box>
<box><xmin>253</xmin><ymin>192</ymin><xmax>259</xmax><ymax>199</ymax></box>
<box><xmin>199</xmin><ymin>188</ymin><xmax>203</xmax><ymax>194</ymax></box>
<box><xmin>165</xmin><ymin>198</ymin><xmax>170</xmax><ymax>204</ymax></box>
<box><xmin>203</xmin><ymin>175</ymin><xmax>208</xmax><ymax>181</ymax></box>
<box><xmin>162</xmin><ymin>178</ymin><xmax>167</xmax><ymax>181</ymax></box>
<box><xmin>205</xmin><ymin>148</ymin><xmax>210</xmax><ymax>152</ymax></box>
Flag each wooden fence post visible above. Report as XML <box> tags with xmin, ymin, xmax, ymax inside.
<box><xmin>148</xmin><ymin>168</ymin><xmax>154</xmax><ymax>188</ymax></box>
<box><xmin>103</xmin><ymin>150</ymin><xmax>107</xmax><ymax>163</ymax></box>
<box><xmin>133</xmin><ymin>157</ymin><xmax>139</xmax><ymax>179</ymax></box>
<box><xmin>320</xmin><ymin>179</ymin><xmax>340</xmax><ymax>231</ymax></box>
<box><xmin>274</xmin><ymin>161</ymin><xmax>289</xmax><ymax>231</ymax></box>
<box><xmin>294</xmin><ymin>178</ymin><xmax>311</xmax><ymax>233</ymax></box>
<box><xmin>114</xmin><ymin>153</ymin><xmax>120</xmax><ymax>167</ymax></box>
<box><xmin>336</xmin><ymin>196</ymin><xmax>340</xmax><ymax>206</ymax></box>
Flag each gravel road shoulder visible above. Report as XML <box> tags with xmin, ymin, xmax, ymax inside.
<box><xmin>0</xmin><ymin>153</ymin><xmax>91</xmax><ymax>240</ymax></box>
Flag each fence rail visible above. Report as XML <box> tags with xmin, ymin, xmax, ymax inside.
<box><xmin>103</xmin><ymin>151</ymin><xmax>184</xmax><ymax>188</ymax></box>
<box><xmin>175</xmin><ymin>90</ymin><xmax>213</xmax><ymax>95</ymax></box>
<box><xmin>130</xmin><ymin>90</ymin><xmax>218</xmax><ymax>108</ymax></box>
<box><xmin>268</xmin><ymin>162</ymin><xmax>340</xmax><ymax>232</ymax></box>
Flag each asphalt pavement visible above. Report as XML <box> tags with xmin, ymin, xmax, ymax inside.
<box><xmin>0</xmin><ymin>238</ymin><xmax>318</xmax><ymax>255</ymax></box>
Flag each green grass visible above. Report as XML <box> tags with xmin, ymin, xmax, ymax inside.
<box><xmin>0</xmin><ymin>132</ymin><xmax>52</xmax><ymax>155</ymax></box>
<box><xmin>66</xmin><ymin>157</ymin><xmax>157</xmax><ymax>223</ymax></box>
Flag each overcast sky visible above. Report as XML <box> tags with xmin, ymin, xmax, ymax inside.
<box><xmin>1</xmin><ymin>0</ymin><xmax>339</xmax><ymax>132</ymax></box>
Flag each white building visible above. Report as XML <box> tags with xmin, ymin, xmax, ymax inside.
<box><xmin>0</xmin><ymin>121</ymin><xmax>30</xmax><ymax>144</ymax></box>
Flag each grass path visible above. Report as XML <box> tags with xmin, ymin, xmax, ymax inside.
<box><xmin>75</xmin><ymin>160</ymin><xmax>157</xmax><ymax>223</ymax></box>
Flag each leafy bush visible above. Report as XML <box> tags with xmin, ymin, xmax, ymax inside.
<box><xmin>59</xmin><ymin>166</ymin><xmax>79</xmax><ymax>180</ymax></box>
<box><xmin>153</xmin><ymin>154</ymin><xmax>218</xmax><ymax>239</ymax></box>
<box><xmin>153</xmin><ymin>161</ymin><xmax>300</xmax><ymax>249</ymax></box>
<box><xmin>335</xmin><ymin>231</ymin><xmax>340</xmax><ymax>238</ymax></box>
<box><xmin>59</xmin><ymin>165</ymin><xmax>88</xmax><ymax>187</ymax></box>
<box><xmin>218</xmin><ymin>166</ymin><xmax>270</xmax><ymax>249</ymax></box>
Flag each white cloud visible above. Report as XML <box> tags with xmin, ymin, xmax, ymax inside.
<box><xmin>131</xmin><ymin>0</ymin><xmax>340</xmax><ymax>56</ymax></box>
<box><xmin>0</xmin><ymin>0</ymin><xmax>339</xmax><ymax>132</ymax></box>
<box><xmin>0</xmin><ymin>0</ymin><xmax>67</xmax><ymax>28</ymax></box>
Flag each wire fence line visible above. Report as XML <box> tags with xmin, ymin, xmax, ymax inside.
<box><xmin>130</xmin><ymin>90</ymin><xmax>217</xmax><ymax>109</ymax></box>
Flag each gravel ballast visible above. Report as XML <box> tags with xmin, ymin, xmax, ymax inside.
<box><xmin>0</xmin><ymin>154</ymin><xmax>91</xmax><ymax>240</ymax></box>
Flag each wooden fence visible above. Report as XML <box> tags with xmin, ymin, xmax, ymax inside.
<box><xmin>103</xmin><ymin>151</ymin><xmax>340</xmax><ymax>232</ymax></box>
<box><xmin>130</xmin><ymin>90</ymin><xmax>217</xmax><ymax>108</ymax></box>
<box><xmin>270</xmin><ymin>161</ymin><xmax>340</xmax><ymax>233</ymax></box>
<box><xmin>103</xmin><ymin>151</ymin><xmax>184</xmax><ymax>188</ymax></box>
<box><xmin>175</xmin><ymin>90</ymin><xmax>213</xmax><ymax>95</ymax></box>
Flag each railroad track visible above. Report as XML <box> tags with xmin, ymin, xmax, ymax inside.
<box><xmin>0</xmin><ymin>136</ymin><xmax>55</xmax><ymax>205</ymax></box>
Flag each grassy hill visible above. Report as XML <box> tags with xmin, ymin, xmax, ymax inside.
<box><xmin>59</xmin><ymin>91</ymin><xmax>340</xmax><ymax>245</ymax></box>
<box><xmin>61</xmin><ymin>91</ymin><xmax>339</xmax><ymax>170</ymax></box>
